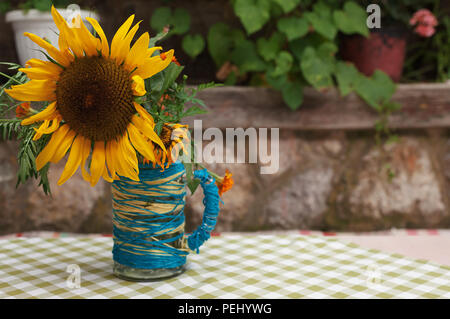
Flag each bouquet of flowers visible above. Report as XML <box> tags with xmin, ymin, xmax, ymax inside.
<box><xmin>0</xmin><ymin>6</ymin><xmax>233</xmax><ymax>196</ymax></box>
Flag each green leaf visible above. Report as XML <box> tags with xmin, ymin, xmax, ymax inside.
<box><xmin>148</xmin><ymin>71</ymin><xmax>164</xmax><ymax>92</ymax></box>
<box><xmin>33</xmin><ymin>0</ymin><xmax>52</xmax><ymax>11</ymax></box>
<box><xmin>171</xmin><ymin>8</ymin><xmax>191</xmax><ymax>35</ymax></box>
<box><xmin>184</xmin><ymin>162</ymin><xmax>201</xmax><ymax>194</ymax></box>
<box><xmin>317</xmin><ymin>42</ymin><xmax>338</xmax><ymax>73</ymax></box>
<box><xmin>272</xmin><ymin>0</ymin><xmax>300</xmax><ymax>13</ymax></box>
<box><xmin>300</xmin><ymin>47</ymin><xmax>334</xmax><ymax>89</ymax></box>
<box><xmin>304</xmin><ymin>2</ymin><xmax>337</xmax><ymax>40</ymax></box>
<box><xmin>265</xmin><ymin>72</ymin><xmax>288</xmax><ymax>90</ymax></box>
<box><xmin>288</xmin><ymin>33</ymin><xmax>323</xmax><ymax>61</ymax></box>
<box><xmin>207</xmin><ymin>23</ymin><xmax>245</xmax><ymax>67</ymax></box>
<box><xmin>0</xmin><ymin>2</ymin><xmax>10</xmax><ymax>13</ymax></box>
<box><xmin>277</xmin><ymin>17</ymin><xmax>309</xmax><ymax>41</ymax></box>
<box><xmin>335</xmin><ymin>61</ymin><xmax>359</xmax><ymax>96</ymax></box>
<box><xmin>187</xmin><ymin>179</ymin><xmax>201</xmax><ymax>194</ymax></box>
<box><xmin>304</xmin><ymin>12</ymin><xmax>337</xmax><ymax>40</ymax></box>
<box><xmin>281</xmin><ymin>80</ymin><xmax>303</xmax><ymax>110</ymax></box>
<box><xmin>181</xmin><ymin>106</ymin><xmax>208</xmax><ymax>118</ymax></box>
<box><xmin>161</xmin><ymin>63</ymin><xmax>184</xmax><ymax>94</ymax></box>
<box><xmin>231</xmin><ymin>40</ymin><xmax>266</xmax><ymax>73</ymax></box>
<box><xmin>234</xmin><ymin>0</ymin><xmax>271</xmax><ymax>35</ymax></box>
<box><xmin>333</xmin><ymin>1</ymin><xmax>369</xmax><ymax>37</ymax></box>
<box><xmin>150</xmin><ymin>7</ymin><xmax>172</xmax><ymax>32</ymax></box>
<box><xmin>182</xmin><ymin>34</ymin><xmax>205</xmax><ymax>59</ymax></box>
<box><xmin>354</xmin><ymin>70</ymin><xmax>396</xmax><ymax>109</ymax></box>
<box><xmin>256</xmin><ymin>32</ymin><xmax>284</xmax><ymax>61</ymax></box>
<box><xmin>225</xmin><ymin>71</ymin><xmax>238</xmax><ymax>85</ymax></box>
<box><xmin>270</xmin><ymin>51</ymin><xmax>293</xmax><ymax>77</ymax></box>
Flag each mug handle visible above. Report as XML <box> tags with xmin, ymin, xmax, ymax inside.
<box><xmin>186</xmin><ymin>169</ymin><xmax>221</xmax><ymax>253</ymax></box>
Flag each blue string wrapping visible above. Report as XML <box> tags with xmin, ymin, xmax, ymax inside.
<box><xmin>112</xmin><ymin>162</ymin><xmax>221</xmax><ymax>270</ymax></box>
<box><xmin>112</xmin><ymin>162</ymin><xmax>188</xmax><ymax>270</ymax></box>
<box><xmin>187</xmin><ymin>169</ymin><xmax>221</xmax><ymax>253</ymax></box>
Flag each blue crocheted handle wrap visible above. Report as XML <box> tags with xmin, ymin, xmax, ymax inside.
<box><xmin>187</xmin><ymin>169</ymin><xmax>221</xmax><ymax>253</ymax></box>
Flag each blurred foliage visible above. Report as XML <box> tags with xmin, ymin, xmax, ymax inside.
<box><xmin>0</xmin><ymin>62</ymin><xmax>52</xmax><ymax>194</ymax></box>
<box><xmin>0</xmin><ymin>0</ymin><xmax>73</xmax><ymax>13</ymax></box>
<box><xmin>148</xmin><ymin>0</ymin><xmax>449</xmax><ymax>153</ymax></box>
<box><xmin>151</xmin><ymin>0</ymin><xmax>399</xmax><ymax>113</ymax></box>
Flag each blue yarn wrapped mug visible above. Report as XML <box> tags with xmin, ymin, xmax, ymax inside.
<box><xmin>111</xmin><ymin>161</ymin><xmax>220</xmax><ymax>281</ymax></box>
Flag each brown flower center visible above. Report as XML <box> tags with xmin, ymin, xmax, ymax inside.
<box><xmin>56</xmin><ymin>56</ymin><xmax>135</xmax><ymax>141</ymax></box>
<box><xmin>160</xmin><ymin>125</ymin><xmax>173</xmax><ymax>149</ymax></box>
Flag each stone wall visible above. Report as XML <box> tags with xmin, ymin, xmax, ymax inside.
<box><xmin>1</xmin><ymin>125</ymin><xmax>449</xmax><ymax>235</ymax></box>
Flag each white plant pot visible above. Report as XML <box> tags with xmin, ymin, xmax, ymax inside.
<box><xmin>6</xmin><ymin>9</ymin><xmax>100</xmax><ymax>66</ymax></box>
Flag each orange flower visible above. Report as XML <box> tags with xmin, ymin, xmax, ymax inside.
<box><xmin>161</xmin><ymin>52</ymin><xmax>181</xmax><ymax>66</ymax></box>
<box><xmin>216</xmin><ymin>169</ymin><xmax>234</xmax><ymax>196</ymax></box>
<box><xmin>15</xmin><ymin>102</ymin><xmax>31</xmax><ymax>118</ymax></box>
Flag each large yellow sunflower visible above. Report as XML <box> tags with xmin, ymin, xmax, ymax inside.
<box><xmin>6</xmin><ymin>6</ymin><xmax>175</xmax><ymax>186</ymax></box>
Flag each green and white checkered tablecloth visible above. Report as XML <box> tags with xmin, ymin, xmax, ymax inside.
<box><xmin>0</xmin><ymin>234</ymin><xmax>449</xmax><ymax>298</ymax></box>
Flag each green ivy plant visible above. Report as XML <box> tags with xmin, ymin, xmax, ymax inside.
<box><xmin>150</xmin><ymin>6</ymin><xmax>206</xmax><ymax>60</ymax></box>
<box><xmin>151</xmin><ymin>1</ymin><xmax>398</xmax><ymax>114</ymax></box>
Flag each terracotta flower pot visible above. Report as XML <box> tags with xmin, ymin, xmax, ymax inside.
<box><xmin>340</xmin><ymin>27</ymin><xmax>407</xmax><ymax>82</ymax></box>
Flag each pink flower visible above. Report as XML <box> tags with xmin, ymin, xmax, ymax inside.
<box><xmin>410</xmin><ymin>9</ymin><xmax>438</xmax><ymax>37</ymax></box>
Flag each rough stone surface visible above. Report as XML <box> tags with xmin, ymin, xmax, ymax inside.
<box><xmin>1</xmin><ymin>129</ymin><xmax>449</xmax><ymax>235</ymax></box>
<box><xmin>263</xmin><ymin>166</ymin><xmax>334</xmax><ymax>229</ymax></box>
<box><xmin>327</xmin><ymin>135</ymin><xmax>450</xmax><ymax>230</ymax></box>
<box><xmin>0</xmin><ymin>141</ymin><xmax>112</xmax><ymax>235</ymax></box>
<box><xmin>350</xmin><ymin>138</ymin><xmax>445</xmax><ymax>217</ymax></box>
<box><xmin>185</xmin><ymin>138</ymin><xmax>259</xmax><ymax>232</ymax></box>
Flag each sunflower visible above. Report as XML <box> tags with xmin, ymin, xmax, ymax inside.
<box><xmin>6</xmin><ymin>6</ymin><xmax>174</xmax><ymax>186</ymax></box>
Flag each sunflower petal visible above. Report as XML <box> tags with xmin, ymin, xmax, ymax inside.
<box><xmin>85</xmin><ymin>17</ymin><xmax>109</xmax><ymax>56</ymax></box>
<box><xmin>32</xmin><ymin>120</ymin><xmax>50</xmax><ymax>141</ymax></box>
<box><xmin>110</xmin><ymin>15</ymin><xmax>135</xmax><ymax>60</ymax></box>
<box><xmin>118</xmin><ymin>132</ymin><xmax>139</xmax><ymax>181</ymax></box>
<box><xmin>6</xmin><ymin>79</ymin><xmax>56</xmax><ymax>102</ymax></box>
<box><xmin>131</xmin><ymin>75</ymin><xmax>146</xmax><ymax>96</ymax></box>
<box><xmin>51</xmin><ymin>6</ymin><xmax>84</xmax><ymax>57</ymax></box>
<box><xmin>147</xmin><ymin>46</ymin><xmax>163</xmax><ymax>58</ymax></box>
<box><xmin>132</xmin><ymin>114</ymin><xmax>166</xmax><ymax>152</ymax></box>
<box><xmin>57</xmin><ymin>134</ymin><xmax>84</xmax><ymax>185</ymax></box>
<box><xmin>125</xmin><ymin>33</ymin><xmax>153</xmax><ymax>70</ymax></box>
<box><xmin>49</xmin><ymin>128</ymin><xmax>76</xmax><ymax>163</ymax></box>
<box><xmin>35</xmin><ymin>125</ymin><xmax>71</xmax><ymax>170</ymax></box>
<box><xmin>111</xmin><ymin>21</ymin><xmax>141</xmax><ymax>63</ymax></box>
<box><xmin>127</xmin><ymin>123</ymin><xmax>156</xmax><ymax>163</ymax></box>
<box><xmin>32</xmin><ymin>115</ymin><xmax>62</xmax><ymax>141</ymax></box>
<box><xmin>80</xmin><ymin>136</ymin><xmax>92</xmax><ymax>183</ymax></box>
<box><xmin>20</xmin><ymin>59</ymin><xmax>61</xmax><ymax>80</ymax></box>
<box><xmin>105</xmin><ymin>140</ymin><xmax>118</xmax><ymax>181</ymax></box>
<box><xmin>24</xmin><ymin>32</ymin><xmax>73</xmax><ymax>67</ymax></box>
<box><xmin>90</xmin><ymin>141</ymin><xmax>106</xmax><ymax>186</ymax></box>
<box><xmin>134</xmin><ymin>49</ymin><xmax>174</xmax><ymax>79</ymax></box>
<box><xmin>133</xmin><ymin>103</ymin><xmax>154</xmax><ymax>126</ymax></box>
<box><xmin>21</xmin><ymin>102</ymin><xmax>57</xmax><ymax>125</ymax></box>
<box><xmin>101</xmin><ymin>166</ymin><xmax>114</xmax><ymax>183</ymax></box>
<box><xmin>73</xmin><ymin>15</ymin><xmax>99</xmax><ymax>56</ymax></box>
